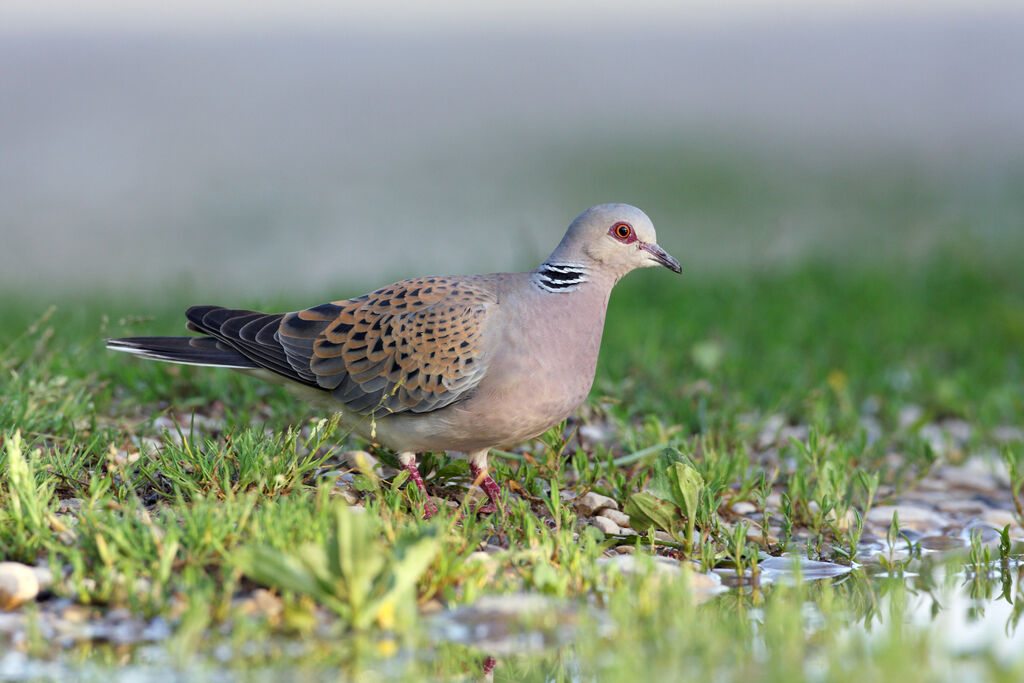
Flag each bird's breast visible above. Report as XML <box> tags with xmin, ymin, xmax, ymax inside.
<box><xmin>469</xmin><ymin>285</ymin><xmax>609</xmax><ymax>435</ymax></box>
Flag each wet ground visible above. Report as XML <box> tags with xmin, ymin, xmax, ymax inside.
<box><xmin>1</xmin><ymin>545</ymin><xmax>1021</xmax><ymax>680</ymax></box>
<box><xmin>1</xmin><ymin>407</ymin><xmax>1021</xmax><ymax>679</ymax></box>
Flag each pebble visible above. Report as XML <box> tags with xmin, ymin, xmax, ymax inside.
<box><xmin>237</xmin><ymin>589</ymin><xmax>283</xmax><ymax>619</ymax></box>
<box><xmin>935</xmin><ymin>466</ymin><xmax>997</xmax><ymax>493</ymax></box>
<box><xmin>756</xmin><ymin>414</ymin><xmax>786</xmax><ymax>449</ymax></box>
<box><xmin>980</xmin><ymin>509</ymin><xmax>1019</xmax><ymax>529</ymax></box>
<box><xmin>935</xmin><ymin>499</ymin><xmax>987</xmax><ymax>517</ymax></box>
<box><xmin>960</xmin><ymin>524</ymin><xmax>1002</xmax><ymax>544</ymax></box>
<box><xmin>578</xmin><ymin>423</ymin><xmax>615</xmax><ymax>445</ymax></box>
<box><xmin>598</xmin><ymin>554</ymin><xmax>681</xmax><ymax>577</ymax></box>
<box><xmin>685</xmin><ymin>568</ymin><xmax>725</xmax><ymax>594</ymax></box>
<box><xmin>778</xmin><ymin>424</ymin><xmax>809</xmax><ymax>446</ymax></box>
<box><xmin>57</xmin><ymin>498</ymin><xmax>84</xmax><ymax>514</ymax></box>
<box><xmin>574</xmin><ymin>492</ymin><xmax>619</xmax><ymax>517</ymax></box>
<box><xmin>898</xmin><ymin>404</ymin><xmax>925</xmax><ymax>429</ymax></box>
<box><xmin>731</xmin><ymin>501</ymin><xmax>757</xmax><ymax>516</ymax></box>
<box><xmin>600</xmin><ymin>509</ymin><xmax>631</xmax><ymax>528</ymax></box>
<box><xmin>915</xmin><ymin>478</ymin><xmax>950</xmax><ymax>493</ymax></box>
<box><xmin>920</xmin><ymin>536</ymin><xmax>966</xmax><ymax>551</ymax></box>
<box><xmin>745</xmin><ymin>526</ymin><xmax>778</xmax><ymax>546</ymax></box>
<box><xmin>866</xmin><ymin>505</ymin><xmax>947</xmax><ymax>532</ymax></box>
<box><xmin>859</xmin><ymin>415</ymin><xmax>882</xmax><ymax>446</ymax></box>
<box><xmin>942</xmin><ymin>419</ymin><xmax>973</xmax><ymax>445</ymax></box>
<box><xmin>963</xmin><ymin>456</ymin><xmax>1011</xmax><ymax>486</ymax></box>
<box><xmin>591</xmin><ymin>515</ymin><xmax>622</xmax><ymax>535</ymax></box>
<box><xmin>993</xmin><ymin>426</ymin><xmax>1024</xmax><ymax>443</ymax></box>
<box><xmin>339</xmin><ymin>489</ymin><xmax>361</xmax><ymax>505</ymax></box>
<box><xmin>0</xmin><ymin>563</ymin><xmax>40</xmax><ymax>610</ymax></box>
<box><xmin>153</xmin><ymin>413</ymin><xmax>223</xmax><ymax>434</ymax></box>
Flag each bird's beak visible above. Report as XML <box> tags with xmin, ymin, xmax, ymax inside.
<box><xmin>641</xmin><ymin>243</ymin><xmax>682</xmax><ymax>273</ymax></box>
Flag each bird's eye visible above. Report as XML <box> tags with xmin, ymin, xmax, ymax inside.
<box><xmin>613</xmin><ymin>222</ymin><xmax>632</xmax><ymax>240</ymax></box>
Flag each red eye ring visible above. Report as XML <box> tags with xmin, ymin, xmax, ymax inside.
<box><xmin>611</xmin><ymin>222</ymin><xmax>633</xmax><ymax>241</ymax></box>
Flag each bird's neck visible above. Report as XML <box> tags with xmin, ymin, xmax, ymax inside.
<box><xmin>532</xmin><ymin>260</ymin><xmax>590</xmax><ymax>293</ymax></box>
<box><xmin>532</xmin><ymin>257</ymin><xmax>627</xmax><ymax>294</ymax></box>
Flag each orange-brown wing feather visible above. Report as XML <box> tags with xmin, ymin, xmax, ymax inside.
<box><xmin>277</xmin><ymin>277</ymin><xmax>496</xmax><ymax>415</ymax></box>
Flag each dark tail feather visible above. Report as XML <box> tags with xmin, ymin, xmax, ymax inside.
<box><xmin>105</xmin><ymin>336</ymin><xmax>259</xmax><ymax>369</ymax></box>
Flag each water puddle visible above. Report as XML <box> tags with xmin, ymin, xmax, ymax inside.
<box><xmin>0</xmin><ymin>551</ymin><xmax>1020</xmax><ymax>679</ymax></box>
<box><xmin>429</xmin><ymin>594</ymin><xmax>584</xmax><ymax>656</ymax></box>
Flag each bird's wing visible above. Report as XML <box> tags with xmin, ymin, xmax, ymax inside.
<box><xmin>190</xmin><ymin>277</ymin><xmax>498</xmax><ymax>416</ymax></box>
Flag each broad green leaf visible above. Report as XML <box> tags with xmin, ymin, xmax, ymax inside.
<box><xmin>670</xmin><ymin>462</ymin><xmax>704</xmax><ymax>519</ymax></box>
<box><xmin>648</xmin><ymin>448</ymin><xmax>688</xmax><ymax>503</ymax></box>
<box><xmin>625</xmin><ymin>492</ymin><xmax>683</xmax><ymax>535</ymax></box>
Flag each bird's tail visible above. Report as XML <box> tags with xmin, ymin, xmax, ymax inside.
<box><xmin>105</xmin><ymin>336</ymin><xmax>258</xmax><ymax>369</ymax></box>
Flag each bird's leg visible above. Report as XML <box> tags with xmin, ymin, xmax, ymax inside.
<box><xmin>398</xmin><ymin>451</ymin><xmax>437</xmax><ymax>518</ymax></box>
<box><xmin>468</xmin><ymin>449</ymin><xmax>504</xmax><ymax>517</ymax></box>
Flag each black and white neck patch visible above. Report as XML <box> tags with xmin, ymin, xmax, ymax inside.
<box><xmin>533</xmin><ymin>262</ymin><xmax>588</xmax><ymax>293</ymax></box>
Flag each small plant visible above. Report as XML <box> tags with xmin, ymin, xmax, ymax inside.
<box><xmin>878</xmin><ymin>511</ymin><xmax>917</xmax><ymax>575</ymax></box>
<box><xmin>967</xmin><ymin>528</ymin><xmax>993</xmax><ymax>578</ymax></box>
<box><xmin>725</xmin><ymin>520</ymin><xmax>759</xmax><ymax>581</ymax></box>
<box><xmin>234</xmin><ymin>503</ymin><xmax>441</xmax><ymax>631</ymax></box>
<box><xmin>624</xmin><ymin>448</ymin><xmax>705</xmax><ymax>554</ymax></box>
<box><xmin>1003</xmin><ymin>446</ymin><xmax>1024</xmax><ymax>526</ymax></box>
<box><xmin>0</xmin><ymin>430</ymin><xmax>58</xmax><ymax>561</ymax></box>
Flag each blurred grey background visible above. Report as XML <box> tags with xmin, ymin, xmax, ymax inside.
<box><xmin>3</xmin><ymin>1</ymin><xmax>1023</xmax><ymax>297</ymax></box>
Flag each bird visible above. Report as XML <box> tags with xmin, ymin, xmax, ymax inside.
<box><xmin>106</xmin><ymin>204</ymin><xmax>680</xmax><ymax>517</ymax></box>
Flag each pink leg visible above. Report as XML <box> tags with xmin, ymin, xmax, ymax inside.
<box><xmin>400</xmin><ymin>453</ymin><xmax>438</xmax><ymax>518</ymax></box>
<box><xmin>470</xmin><ymin>462</ymin><xmax>504</xmax><ymax>517</ymax></box>
<box><xmin>482</xmin><ymin>656</ymin><xmax>497</xmax><ymax>676</ymax></box>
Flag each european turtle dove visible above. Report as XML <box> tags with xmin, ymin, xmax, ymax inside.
<box><xmin>107</xmin><ymin>204</ymin><xmax>680</xmax><ymax>516</ymax></box>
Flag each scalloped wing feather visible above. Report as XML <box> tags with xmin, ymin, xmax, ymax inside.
<box><xmin>278</xmin><ymin>277</ymin><xmax>497</xmax><ymax>415</ymax></box>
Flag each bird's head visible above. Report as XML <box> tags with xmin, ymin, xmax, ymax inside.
<box><xmin>548</xmin><ymin>204</ymin><xmax>681</xmax><ymax>279</ymax></box>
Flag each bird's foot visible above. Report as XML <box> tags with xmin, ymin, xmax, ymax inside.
<box><xmin>403</xmin><ymin>461</ymin><xmax>438</xmax><ymax>519</ymax></box>
<box><xmin>470</xmin><ymin>463</ymin><xmax>505</xmax><ymax>517</ymax></box>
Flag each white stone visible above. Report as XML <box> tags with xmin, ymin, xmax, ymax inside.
<box><xmin>778</xmin><ymin>424</ymin><xmax>809</xmax><ymax>445</ymax></box>
<box><xmin>591</xmin><ymin>515</ymin><xmax>622</xmax><ymax>535</ymax></box>
<box><xmin>981</xmin><ymin>509</ymin><xmax>1019</xmax><ymax>529</ymax></box>
<box><xmin>756</xmin><ymin>414</ymin><xmax>786</xmax><ymax>449</ymax></box>
<box><xmin>58</xmin><ymin>498</ymin><xmax>84</xmax><ymax>514</ymax></box>
<box><xmin>941</xmin><ymin>419</ymin><xmax>972</xmax><ymax>445</ymax></box>
<box><xmin>898</xmin><ymin>404</ymin><xmax>925</xmax><ymax>429</ymax></box>
<box><xmin>574</xmin><ymin>492</ymin><xmax>619</xmax><ymax>516</ymax></box>
<box><xmin>935</xmin><ymin>499</ymin><xmax>986</xmax><ymax>517</ymax></box>
<box><xmin>866</xmin><ymin>504</ymin><xmax>947</xmax><ymax>532</ymax></box>
<box><xmin>578</xmin><ymin>423</ymin><xmax>615</xmax><ymax>445</ymax></box>
<box><xmin>0</xmin><ymin>562</ymin><xmax>40</xmax><ymax>610</ymax></box>
<box><xmin>731</xmin><ymin>501</ymin><xmax>757</xmax><ymax>516</ymax></box>
<box><xmin>993</xmin><ymin>426</ymin><xmax>1024</xmax><ymax>444</ymax></box>
<box><xmin>598</xmin><ymin>554</ymin><xmax>680</xmax><ymax>576</ymax></box>
<box><xmin>601</xmin><ymin>509</ymin><xmax>631</xmax><ymax>528</ymax></box>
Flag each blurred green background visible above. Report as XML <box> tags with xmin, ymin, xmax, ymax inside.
<box><xmin>2</xmin><ymin>5</ymin><xmax>1023</xmax><ymax>299</ymax></box>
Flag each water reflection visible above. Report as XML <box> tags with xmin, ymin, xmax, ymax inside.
<box><xmin>0</xmin><ymin>551</ymin><xmax>1021</xmax><ymax>679</ymax></box>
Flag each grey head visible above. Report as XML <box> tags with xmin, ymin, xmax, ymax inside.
<box><xmin>543</xmin><ymin>204</ymin><xmax>681</xmax><ymax>282</ymax></box>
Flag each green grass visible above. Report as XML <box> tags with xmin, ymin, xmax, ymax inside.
<box><xmin>1</xmin><ymin>254</ymin><xmax>1023</xmax><ymax>679</ymax></box>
